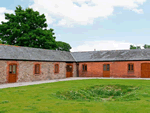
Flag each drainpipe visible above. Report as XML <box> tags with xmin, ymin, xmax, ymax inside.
<box><xmin>77</xmin><ymin>63</ymin><xmax>79</xmax><ymax>77</ymax></box>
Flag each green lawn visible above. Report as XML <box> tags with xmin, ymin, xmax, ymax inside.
<box><xmin>0</xmin><ymin>79</ymin><xmax>150</xmax><ymax>113</ymax></box>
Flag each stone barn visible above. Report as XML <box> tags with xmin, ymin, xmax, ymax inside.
<box><xmin>0</xmin><ymin>44</ymin><xmax>150</xmax><ymax>84</ymax></box>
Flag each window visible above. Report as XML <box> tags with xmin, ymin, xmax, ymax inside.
<box><xmin>66</xmin><ymin>65</ymin><xmax>72</xmax><ymax>72</ymax></box>
<box><xmin>103</xmin><ymin>64</ymin><xmax>110</xmax><ymax>71</ymax></box>
<box><xmin>107</xmin><ymin>64</ymin><xmax>110</xmax><ymax>71</ymax></box>
<box><xmin>55</xmin><ymin>64</ymin><xmax>59</xmax><ymax>73</ymax></box>
<box><xmin>128</xmin><ymin>63</ymin><xmax>134</xmax><ymax>71</ymax></box>
<box><xmin>13</xmin><ymin>65</ymin><xmax>16</xmax><ymax>74</ymax></box>
<box><xmin>9</xmin><ymin>64</ymin><xmax>17</xmax><ymax>74</ymax></box>
<box><xmin>103</xmin><ymin>64</ymin><xmax>106</xmax><ymax>71</ymax></box>
<box><xmin>35</xmin><ymin>64</ymin><xmax>40</xmax><ymax>74</ymax></box>
<box><xmin>9</xmin><ymin>65</ymin><xmax>12</xmax><ymax>73</ymax></box>
<box><xmin>82</xmin><ymin>64</ymin><xmax>87</xmax><ymax>71</ymax></box>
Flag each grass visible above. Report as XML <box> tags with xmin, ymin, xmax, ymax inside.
<box><xmin>54</xmin><ymin>84</ymin><xmax>140</xmax><ymax>102</ymax></box>
<box><xmin>0</xmin><ymin>79</ymin><xmax>150</xmax><ymax>113</ymax></box>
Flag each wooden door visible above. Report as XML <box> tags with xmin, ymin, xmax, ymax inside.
<box><xmin>141</xmin><ymin>63</ymin><xmax>150</xmax><ymax>78</ymax></box>
<box><xmin>103</xmin><ymin>64</ymin><xmax>110</xmax><ymax>77</ymax></box>
<box><xmin>8</xmin><ymin>64</ymin><xmax>17</xmax><ymax>83</ymax></box>
<box><xmin>66</xmin><ymin>64</ymin><xmax>73</xmax><ymax>78</ymax></box>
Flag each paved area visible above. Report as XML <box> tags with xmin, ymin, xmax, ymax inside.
<box><xmin>1</xmin><ymin>77</ymin><xmax>150</xmax><ymax>89</ymax></box>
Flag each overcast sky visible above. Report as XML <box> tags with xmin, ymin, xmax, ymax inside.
<box><xmin>0</xmin><ymin>0</ymin><xmax>149</xmax><ymax>52</ymax></box>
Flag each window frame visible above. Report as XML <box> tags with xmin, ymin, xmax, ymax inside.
<box><xmin>34</xmin><ymin>64</ymin><xmax>40</xmax><ymax>75</ymax></box>
<box><xmin>107</xmin><ymin>64</ymin><xmax>110</xmax><ymax>71</ymax></box>
<box><xmin>9</xmin><ymin>64</ymin><xmax>17</xmax><ymax>74</ymax></box>
<box><xmin>103</xmin><ymin>64</ymin><xmax>106</xmax><ymax>71</ymax></box>
<box><xmin>128</xmin><ymin>63</ymin><xmax>134</xmax><ymax>72</ymax></box>
<box><xmin>103</xmin><ymin>64</ymin><xmax>110</xmax><ymax>71</ymax></box>
<box><xmin>54</xmin><ymin>64</ymin><xmax>59</xmax><ymax>73</ymax></box>
<box><xmin>82</xmin><ymin>64</ymin><xmax>87</xmax><ymax>72</ymax></box>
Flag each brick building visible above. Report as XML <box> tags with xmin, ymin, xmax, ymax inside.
<box><xmin>0</xmin><ymin>44</ymin><xmax>150</xmax><ymax>84</ymax></box>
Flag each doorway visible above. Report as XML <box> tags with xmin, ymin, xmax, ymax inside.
<box><xmin>8</xmin><ymin>64</ymin><xmax>17</xmax><ymax>83</ymax></box>
<box><xmin>66</xmin><ymin>63</ymin><xmax>73</xmax><ymax>78</ymax></box>
<box><xmin>103</xmin><ymin>64</ymin><xmax>110</xmax><ymax>77</ymax></box>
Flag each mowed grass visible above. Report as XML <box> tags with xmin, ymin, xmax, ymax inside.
<box><xmin>0</xmin><ymin>79</ymin><xmax>150</xmax><ymax>113</ymax></box>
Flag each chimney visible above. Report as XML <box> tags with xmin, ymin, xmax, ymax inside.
<box><xmin>94</xmin><ymin>49</ymin><xmax>96</xmax><ymax>51</ymax></box>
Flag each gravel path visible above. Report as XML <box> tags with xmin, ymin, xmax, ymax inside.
<box><xmin>1</xmin><ymin>77</ymin><xmax>150</xmax><ymax>89</ymax></box>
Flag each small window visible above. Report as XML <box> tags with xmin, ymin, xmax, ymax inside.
<box><xmin>107</xmin><ymin>64</ymin><xmax>110</xmax><ymax>71</ymax></box>
<box><xmin>35</xmin><ymin>64</ymin><xmax>40</xmax><ymax>74</ymax></box>
<box><xmin>103</xmin><ymin>64</ymin><xmax>106</xmax><ymax>71</ymax></box>
<box><xmin>82</xmin><ymin>64</ymin><xmax>87</xmax><ymax>71</ymax></box>
<box><xmin>82</xmin><ymin>65</ymin><xmax>84</xmax><ymax>71</ymax></box>
<box><xmin>104</xmin><ymin>64</ymin><xmax>110</xmax><ymax>71</ymax></box>
<box><xmin>13</xmin><ymin>65</ymin><xmax>16</xmax><ymax>74</ymax></box>
<box><xmin>55</xmin><ymin>64</ymin><xmax>59</xmax><ymax>73</ymax></box>
<box><xmin>9</xmin><ymin>65</ymin><xmax>12</xmax><ymax>73</ymax></box>
<box><xmin>9</xmin><ymin>64</ymin><xmax>17</xmax><ymax>74</ymax></box>
<box><xmin>128</xmin><ymin>63</ymin><xmax>134</xmax><ymax>71</ymax></box>
<box><xmin>85</xmin><ymin>65</ymin><xmax>87</xmax><ymax>71</ymax></box>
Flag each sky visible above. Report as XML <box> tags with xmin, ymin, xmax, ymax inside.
<box><xmin>0</xmin><ymin>0</ymin><xmax>149</xmax><ymax>52</ymax></box>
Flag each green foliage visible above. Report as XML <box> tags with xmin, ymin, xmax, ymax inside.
<box><xmin>136</xmin><ymin>46</ymin><xmax>141</xmax><ymax>49</ymax></box>
<box><xmin>0</xmin><ymin>100</ymin><xmax>9</xmax><ymax>104</ymax></box>
<box><xmin>143</xmin><ymin>44</ymin><xmax>150</xmax><ymax>49</ymax></box>
<box><xmin>130</xmin><ymin>45</ymin><xmax>141</xmax><ymax>49</ymax></box>
<box><xmin>56</xmin><ymin>41</ymin><xmax>72</xmax><ymax>52</ymax></box>
<box><xmin>130</xmin><ymin>45</ymin><xmax>136</xmax><ymax>49</ymax></box>
<box><xmin>55</xmin><ymin>84</ymin><xmax>140</xmax><ymax>102</ymax></box>
<box><xmin>130</xmin><ymin>44</ymin><xmax>150</xmax><ymax>50</ymax></box>
<box><xmin>0</xmin><ymin>5</ymin><xmax>57</xmax><ymax>50</ymax></box>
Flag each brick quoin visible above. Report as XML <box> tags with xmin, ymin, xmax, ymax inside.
<box><xmin>78</xmin><ymin>61</ymin><xmax>150</xmax><ymax>78</ymax></box>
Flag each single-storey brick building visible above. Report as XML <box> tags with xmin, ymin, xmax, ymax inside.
<box><xmin>0</xmin><ymin>44</ymin><xmax>150</xmax><ymax>84</ymax></box>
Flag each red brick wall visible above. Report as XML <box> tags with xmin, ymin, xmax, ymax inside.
<box><xmin>78</xmin><ymin>61</ymin><xmax>150</xmax><ymax>78</ymax></box>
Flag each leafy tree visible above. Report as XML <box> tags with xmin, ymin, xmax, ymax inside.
<box><xmin>136</xmin><ymin>46</ymin><xmax>141</xmax><ymax>49</ymax></box>
<box><xmin>130</xmin><ymin>45</ymin><xmax>137</xmax><ymax>49</ymax></box>
<box><xmin>130</xmin><ymin>45</ymin><xmax>141</xmax><ymax>49</ymax></box>
<box><xmin>56</xmin><ymin>41</ymin><xmax>72</xmax><ymax>52</ymax></box>
<box><xmin>0</xmin><ymin>5</ymin><xmax>57</xmax><ymax>50</ymax></box>
<box><xmin>143</xmin><ymin>44</ymin><xmax>150</xmax><ymax>49</ymax></box>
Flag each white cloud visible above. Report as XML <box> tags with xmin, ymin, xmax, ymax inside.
<box><xmin>132</xmin><ymin>9</ymin><xmax>143</xmax><ymax>14</ymax></box>
<box><xmin>54</xmin><ymin>34</ymin><xmax>61</xmax><ymax>37</ymax></box>
<box><xmin>0</xmin><ymin>7</ymin><xmax>14</xmax><ymax>23</ymax></box>
<box><xmin>29</xmin><ymin>0</ymin><xmax>146</xmax><ymax>27</ymax></box>
<box><xmin>70</xmin><ymin>40</ymin><xmax>144</xmax><ymax>52</ymax></box>
<box><xmin>44</xmin><ymin>13</ymin><xmax>55</xmax><ymax>24</ymax></box>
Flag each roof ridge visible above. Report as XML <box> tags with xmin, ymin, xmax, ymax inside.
<box><xmin>71</xmin><ymin>48</ymin><xmax>145</xmax><ymax>53</ymax></box>
<box><xmin>0</xmin><ymin>44</ymin><xmax>21</xmax><ymax>48</ymax></box>
<box><xmin>0</xmin><ymin>44</ymin><xmax>69</xmax><ymax>52</ymax></box>
<box><xmin>70</xmin><ymin>52</ymin><xmax>76</xmax><ymax>62</ymax></box>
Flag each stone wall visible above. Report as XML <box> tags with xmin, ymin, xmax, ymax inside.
<box><xmin>0</xmin><ymin>60</ymin><xmax>70</xmax><ymax>84</ymax></box>
<box><xmin>0</xmin><ymin>61</ymin><xmax>7</xmax><ymax>84</ymax></box>
<box><xmin>18</xmin><ymin>61</ymin><xmax>67</xmax><ymax>82</ymax></box>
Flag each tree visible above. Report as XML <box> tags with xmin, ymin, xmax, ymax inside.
<box><xmin>136</xmin><ymin>46</ymin><xmax>141</xmax><ymax>49</ymax></box>
<box><xmin>130</xmin><ymin>45</ymin><xmax>141</xmax><ymax>49</ymax></box>
<box><xmin>143</xmin><ymin>44</ymin><xmax>150</xmax><ymax>49</ymax></box>
<box><xmin>130</xmin><ymin>45</ymin><xmax>137</xmax><ymax>49</ymax></box>
<box><xmin>0</xmin><ymin>5</ymin><xmax>57</xmax><ymax>50</ymax></box>
<box><xmin>56</xmin><ymin>41</ymin><xmax>72</xmax><ymax>52</ymax></box>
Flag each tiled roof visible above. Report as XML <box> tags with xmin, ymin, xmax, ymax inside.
<box><xmin>71</xmin><ymin>49</ymin><xmax>150</xmax><ymax>62</ymax></box>
<box><xmin>0</xmin><ymin>44</ymin><xmax>75</xmax><ymax>62</ymax></box>
<box><xmin>1</xmin><ymin>44</ymin><xmax>150</xmax><ymax>62</ymax></box>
